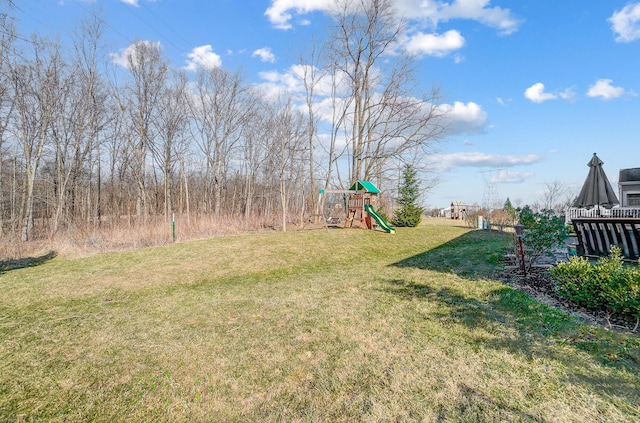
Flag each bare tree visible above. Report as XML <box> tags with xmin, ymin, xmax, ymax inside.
<box><xmin>263</xmin><ymin>97</ymin><xmax>308</xmax><ymax>231</ymax></box>
<box><xmin>48</xmin><ymin>62</ymin><xmax>81</xmax><ymax>234</ymax></box>
<box><xmin>541</xmin><ymin>180</ymin><xmax>571</xmax><ymax>214</ymax></box>
<box><xmin>297</xmin><ymin>42</ymin><xmax>327</xmax><ymax>222</ymax></box>
<box><xmin>315</xmin><ymin>63</ymin><xmax>353</xmax><ymax>218</ymax></box>
<box><xmin>238</xmin><ymin>104</ymin><xmax>270</xmax><ymax>220</ymax></box>
<box><xmin>189</xmin><ymin>67</ymin><xmax>257</xmax><ymax>218</ymax></box>
<box><xmin>0</xmin><ymin>10</ymin><xmax>16</xmax><ymax>238</ymax></box>
<box><xmin>72</xmin><ymin>16</ymin><xmax>109</xmax><ymax>228</ymax></box>
<box><xmin>10</xmin><ymin>38</ymin><xmax>65</xmax><ymax>241</ymax></box>
<box><xmin>327</xmin><ymin>0</ymin><xmax>444</xmax><ymax>184</ymax></box>
<box><xmin>123</xmin><ymin>40</ymin><xmax>168</xmax><ymax>220</ymax></box>
<box><xmin>153</xmin><ymin>71</ymin><xmax>189</xmax><ymax>222</ymax></box>
<box><xmin>47</xmin><ymin>16</ymin><xmax>108</xmax><ymax>235</ymax></box>
<box><xmin>103</xmin><ymin>85</ymin><xmax>133</xmax><ymax>227</ymax></box>
<box><xmin>0</xmin><ymin>0</ymin><xmax>449</xmax><ymax>243</ymax></box>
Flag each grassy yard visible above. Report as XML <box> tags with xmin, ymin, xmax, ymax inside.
<box><xmin>1</xmin><ymin>220</ymin><xmax>638</xmax><ymax>422</ymax></box>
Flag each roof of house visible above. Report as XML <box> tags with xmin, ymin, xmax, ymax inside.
<box><xmin>349</xmin><ymin>180</ymin><xmax>380</xmax><ymax>193</ymax></box>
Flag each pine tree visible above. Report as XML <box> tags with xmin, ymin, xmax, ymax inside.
<box><xmin>503</xmin><ymin>197</ymin><xmax>516</xmax><ymax>221</ymax></box>
<box><xmin>392</xmin><ymin>164</ymin><xmax>424</xmax><ymax>227</ymax></box>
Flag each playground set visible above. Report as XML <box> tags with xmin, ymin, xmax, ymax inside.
<box><xmin>318</xmin><ymin>180</ymin><xmax>395</xmax><ymax>234</ymax></box>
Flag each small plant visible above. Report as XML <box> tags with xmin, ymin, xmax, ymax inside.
<box><xmin>551</xmin><ymin>246</ymin><xmax>640</xmax><ymax>331</ymax></box>
<box><xmin>517</xmin><ymin>207</ymin><xmax>569</xmax><ymax>272</ymax></box>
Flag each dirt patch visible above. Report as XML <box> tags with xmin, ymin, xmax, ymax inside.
<box><xmin>496</xmin><ymin>254</ymin><xmax>639</xmax><ymax>336</ymax></box>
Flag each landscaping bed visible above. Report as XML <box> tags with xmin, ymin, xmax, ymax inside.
<box><xmin>498</xmin><ymin>253</ymin><xmax>639</xmax><ymax>335</ymax></box>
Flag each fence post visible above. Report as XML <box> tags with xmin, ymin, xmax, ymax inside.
<box><xmin>172</xmin><ymin>212</ymin><xmax>176</xmax><ymax>242</ymax></box>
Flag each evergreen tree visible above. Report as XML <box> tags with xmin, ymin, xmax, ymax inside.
<box><xmin>503</xmin><ymin>197</ymin><xmax>516</xmax><ymax>221</ymax></box>
<box><xmin>392</xmin><ymin>164</ymin><xmax>424</xmax><ymax>227</ymax></box>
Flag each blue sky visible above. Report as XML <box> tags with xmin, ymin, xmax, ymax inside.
<box><xmin>15</xmin><ymin>0</ymin><xmax>640</xmax><ymax>209</ymax></box>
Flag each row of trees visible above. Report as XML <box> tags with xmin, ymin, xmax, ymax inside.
<box><xmin>0</xmin><ymin>0</ymin><xmax>444</xmax><ymax>241</ymax></box>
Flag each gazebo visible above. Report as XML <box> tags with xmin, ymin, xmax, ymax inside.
<box><xmin>570</xmin><ymin>153</ymin><xmax>640</xmax><ymax>261</ymax></box>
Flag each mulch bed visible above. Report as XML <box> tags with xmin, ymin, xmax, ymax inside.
<box><xmin>496</xmin><ymin>254</ymin><xmax>639</xmax><ymax>336</ymax></box>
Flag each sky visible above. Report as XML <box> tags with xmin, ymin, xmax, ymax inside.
<box><xmin>13</xmin><ymin>0</ymin><xmax>640</xmax><ymax>209</ymax></box>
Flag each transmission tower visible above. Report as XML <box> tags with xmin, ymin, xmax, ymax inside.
<box><xmin>478</xmin><ymin>169</ymin><xmax>503</xmax><ymax>210</ymax></box>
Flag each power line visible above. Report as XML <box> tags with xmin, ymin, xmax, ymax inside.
<box><xmin>0</xmin><ymin>27</ymin><xmax>38</xmax><ymax>46</ymax></box>
<box><xmin>10</xmin><ymin>0</ymin><xmax>223</xmax><ymax>75</ymax></box>
<box><xmin>120</xmin><ymin>1</ymin><xmax>190</xmax><ymax>59</ymax></box>
<box><xmin>95</xmin><ymin>0</ymin><xmax>221</xmax><ymax>72</ymax></box>
<box><xmin>137</xmin><ymin>0</ymin><xmax>196</xmax><ymax>53</ymax></box>
<box><xmin>69</xmin><ymin>0</ymin><xmax>138</xmax><ymax>48</ymax></box>
<box><xmin>133</xmin><ymin>1</ymin><xmax>223</xmax><ymax>72</ymax></box>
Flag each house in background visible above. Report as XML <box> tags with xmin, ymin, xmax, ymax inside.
<box><xmin>619</xmin><ymin>167</ymin><xmax>640</xmax><ymax>208</ymax></box>
<box><xmin>450</xmin><ymin>201</ymin><xmax>467</xmax><ymax>220</ymax></box>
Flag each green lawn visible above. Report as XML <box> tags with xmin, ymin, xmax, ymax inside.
<box><xmin>1</xmin><ymin>221</ymin><xmax>638</xmax><ymax>422</ymax></box>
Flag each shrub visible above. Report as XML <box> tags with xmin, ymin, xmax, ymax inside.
<box><xmin>517</xmin><ymin>208</ymin><xmax>568</xmax><ymax>272</ymax></box>
<box><xmin>517</xmin><ymin>205</ymin><xmax>538</xmax><ymax>230</ymax></box>
<box><xmin>551</xmin><ymin>246</ymin><xmax>640</xmax><ymax>329</ymax></box>
<box><xmin>551</xmin><ymin>256</ymin><xmax>603</xmax><ymax>309</ymax></box>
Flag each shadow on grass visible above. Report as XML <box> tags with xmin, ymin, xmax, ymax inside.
<box><xmin>0</xmin><ymin>250</ymin><xmax>57</xmax><ymax>273</ymax></box>
<box><xmin>392</xmin><ymin>229</ymin><xmax>510</xmax><ymax>278</ymax></box>
<box><xmin>442</xmin><ymin>383</ymin><xmax>545</xmax><ymax>423</ymax></box>
<box><xmin>383</xmin><ymin>278</ymin><xmax>640</xmax><ymax>412</ymax></box>
<box><xmin>386</xmin><ymin>230</ymin><xmax>640</xmax><ymax>413</ymax></box>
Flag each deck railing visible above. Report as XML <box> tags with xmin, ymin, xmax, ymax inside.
<box><xmin>565</xmin><ymin>207</ymin><xmax>640</xmax><ymax>224</ymax></box>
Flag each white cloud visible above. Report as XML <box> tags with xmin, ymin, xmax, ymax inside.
<box><xmin>586</xmin><ymin>79</ymin><xmax>627</xmax><ymax>100</ymax></box>
<box><xmin>265</xmin><ymin>0</ymin><xmax>521</xmax><ymax>34</ymax></box>
<box><xmin>431</xmin><ymin>151</ymin><xmax>542</xmax><ymax>172</ymax></box>
<box><xmin>558</xmin><ymin>87</ymin><xmax>577</xmax><ymax>102</ymax></box>
<box><xmin>184</xmin><ymin>45</ymin><xmax>222</xmax><ymax>71</ymax></box>
<box><xmin>119</xmin><ymin>0</ymin><xmax>157</xmax><ymax>5</ymax></box>
<box><xmin>490</xmin><ymin>169</ymin><xmax>535</xmax><ymax>184</ymax></box>
<box><xmin>524</xmin><ymin>82</ymin><xmax>557</xmax><ymax>103</ymax></box>
<box><xmin>255</xmin><ymin>64</ymin><xmax>349</xmax><ymax>101</ymax></box>
<box><xmin>255</xmin><ymin>68</ymin><xmax>305</xmax><ymax>100</ymax></box>
<box><xmin>110</xmin><ymin>48</ymin><xmax>131</xmax><ymax>68</ymax></box>
<box><xmin>427</xmin><ymin>0</ymin><xmax>521</xmax><ymax>35</ymax></box>
<box><xmin>609</xmin><ymin>2</ymin><xmax>640</xmax><ymax>42</ymax></box>
<box><xmin>252</xmin><ymin>47</ymin><xmax>276</xmax><ymax>63</ymax></box>
<box><xmin>255</xmin><ymin>67</ymin><xmax>487</xmax><ymax>135</ymax></box>
<box><xmin>404</xmin><ymin>30</ymin><xmax>465</xmax><ymax>57</ymax></box>
<box><xmin>438</xmin><ymin>101</ymin><xmax>488</xmax><ymax>135</ymax></box>
<box><xmin>265</xmin><ymin>0</ymin><xmax>335</xmax><ymax>30</ymax></box>
<box><xmin>110</xmin><ymin>40</ymin><xmax>161</xmax><ymax>69</ymax></box>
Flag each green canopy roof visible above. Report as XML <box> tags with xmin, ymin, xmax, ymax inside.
<box><xmin>348</xmin><ymin>180</ymin><xmax>380</xmax><ymax>193</ymax></box>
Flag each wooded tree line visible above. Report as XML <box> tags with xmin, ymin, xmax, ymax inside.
<box><xmin>0</xmin><ymin>0</ymin><xmax>443</xmax><ymax>241</ymax></box>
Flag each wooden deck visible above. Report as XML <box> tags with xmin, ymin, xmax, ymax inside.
<box><xmin>572</xmin><ymin>217</ymin><xmax>640</xmax><ymax>261</ymax></box>
<box><xmin>566</xmin><ymin>207</ymin><xmax>640</xmax><ymax>224</ymax></box>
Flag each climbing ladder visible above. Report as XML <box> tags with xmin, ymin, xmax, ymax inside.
<box><xmin>345</xmin><ymin>193</ymin><xmax>371</xmax><ymax>229</ymax></box>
